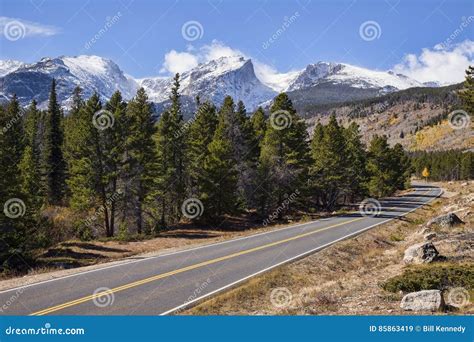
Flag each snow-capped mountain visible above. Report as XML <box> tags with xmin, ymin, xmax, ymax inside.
<box><xmin>139</xmin><ymin>56</ymin><xmax>277</xmax><ymax>110</ymax></box>
<box><xmin>0</xmin><ymin>54</ymin><xmax>441</xmax><ymax>112</ymax></box>
<box><xmin>284</xmin><ymin>62</ymin><xmax>424</xmax><ymax>92</ymax></box>
<box><xmin>0</xmin><ymin>60</ymin><xmax>25</xmax><ymax>77</ymax></box>
<box><xmin>0</xmin><ymin>55</ymin><xmax>137</xmax><ymax>108</ymax></box>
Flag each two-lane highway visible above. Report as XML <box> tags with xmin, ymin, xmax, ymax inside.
<box><xmin>0</xmin><ymin>184</ymin><xmax>441</xmax><ymax>315</ymax></box>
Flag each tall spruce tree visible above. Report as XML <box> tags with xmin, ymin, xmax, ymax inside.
<box><xmin>124</xmin><ymin>88</ymin><xmax>157</xmax><ymax>233</ymax></box>
<box><xmin>42</xmin><ymin>79</ymin><xmax>66</xmax><ymax>205</ymax></box>
<box><xmin>201</xmin><ymin>112</ymin><xmax>239</xmax><ymax>220</ymax></box>
<box><xmin>19</xmin><ymin>100</ymin><xmax>43</xmax><ymax>206</ymax></box>
<box><xmin>309</xmin><ymin>115</ymin><xmax>348</xmax><ymax>210</ymax></box>
<box><xmin>258</xmin><ymin>93</ymin><xmax>310</xmax><ymax>217</ymax></box>
<box><xmin>187</xmin><ymin>101</ymin><xmax>218</xmax><ymax>196</ymax></box>
<box><xmin>154</xmin><ymin>74</ymin><xmax>187</xmax><ymax>227</ymax></box>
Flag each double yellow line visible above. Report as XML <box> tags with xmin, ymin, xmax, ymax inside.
<box><xmin>31</xmin><ymin>217</ymin><xmax>365</xmax><ymax>315</ymax></box>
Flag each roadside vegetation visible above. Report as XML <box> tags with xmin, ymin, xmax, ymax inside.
<box><xmin>0</xmin><ymin>67</ymin><xmax>472</xmax><ymax>278</ymax></box>
<box><xmin>187</xmin><ymin>181</ymin><xmax>473</xmax><ymax>315</ymax></box>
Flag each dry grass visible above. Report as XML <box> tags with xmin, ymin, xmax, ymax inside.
<box><xmin>186</xmin><ymin>181</ymin><xmax>473</xmax><ymax>315</ymax></box>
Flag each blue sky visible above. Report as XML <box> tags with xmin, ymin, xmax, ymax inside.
<box><xmin>1</xmin><ymin>0</ymin><xmax>473</xmax><ymax>82</ymax></box>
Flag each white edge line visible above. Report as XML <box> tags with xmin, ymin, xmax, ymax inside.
<box><xmin>160</xmin><ymin>188</ymin><xmax>442</xmax><ymax>315</ymax></box>
<box><xmin>0</xmin><ymin>187</ymin><xmax>440</xmax><ymax>295</ymax></box>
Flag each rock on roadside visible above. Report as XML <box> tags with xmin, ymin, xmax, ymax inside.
<box><xmin>403</xmin><ymin>242</ymin><xmax>440</xmax><ymax>264</ymax></box>
<box><xmin>400</xmin><ymin>290</ymin><xmax>444</xmax><ymax>312</ymax></box>
<box><xmin>427</xmin><ymin>213</ymin><xmax>464</xmax><ymax>229</ymax></box>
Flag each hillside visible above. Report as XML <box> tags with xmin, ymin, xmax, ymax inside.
<box><xmin>303</xmin><ymin>84</ymin><xmax>472</xmax><ymax>151</ymax></box>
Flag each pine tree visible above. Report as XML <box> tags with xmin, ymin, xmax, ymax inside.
<box><xmin>259</xmin><ymin>93</ymin><xmax>310</xmax><ymax>217</ymax></box>
<box><xmin>187</xmin><ymin>101</ymin><xmax>218</xmax><ymax>195</ymax></box>
<box><xmin>343</xmin><ymin>122</ymin><xmax>368</xmax><ymax>203</ymax></box>
<box><xmin>201</xmin><ymin>114</ymin><xmax>239</xmax><ymax>220</ymax></box>
<box><xmin>366</xmin><ymin>135</ymin><xmax>398</xmax><ymax>197</ymax></box>
<box><xmin>19</xmin><ymin>100</ymin><xmax>43</xmax><ymax>206</ymax></box>
<box><xmin>124</xmin><ymin>88</ymin><xmax>157</xmax><ymax>233</ymax></box>
<box><xmin>42</xmin><ymin>79</ymin><xmax>66</xmax><ymax>205</ymax></box>
<box><xmin>0</xmin><ymin>96</ymin><xmax>38</xmax><ymax>270</ymax></box>
<box><xmin>154</xmin><ymin>74</ymin><xmax>187</xmax><ymax>227</ymax></box>
<box><xmin>459</xmin><ymin>66</ymin><xmax>474</xmax><ymax>115</ymax></box>
<box><xmin>309</xmin><ymin>115</ymin><xmax>348</xmax><ymax>210</ymax></box>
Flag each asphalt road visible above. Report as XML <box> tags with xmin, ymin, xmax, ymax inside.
<box><xmin>0</xmin><ymin>184</ymin><xmax>441</xmax><ymax>316</ymax></box>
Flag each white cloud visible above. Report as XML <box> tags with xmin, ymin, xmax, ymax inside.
<box><xmin>393</xmin><ymin>40</ymin><xmax>474</xmax><ymax>85</ymax></box>
<box><xmin>160</xmin><ymin>40</ymin><xmax>293</xmax><ymax>90</ymax></box>
<box><xmin>0</xmin><ymin>16</ymin><xmax>60</xmax><ymax>39</ymax></box>
<box><xmin>160</xmin><ymin>50</ymin><xmax>199</xmax><ymax>74</ymax></box>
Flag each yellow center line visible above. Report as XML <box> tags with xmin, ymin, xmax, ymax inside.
<box><xmin>31</xmin><ymin>189</ymin><xmax>431</xmax><ymax>316</ymax></box>
<box><xmin>31</xmin><ymin>216</ymin><xmax>365</xmax><ymax>316</ymax></box>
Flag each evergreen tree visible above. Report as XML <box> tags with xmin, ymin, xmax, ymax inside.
<box><xmin>366</xmin><ymin>135</ymin><xmax>398</xmax><ymax>197</ymax></box>
<box><xmin>259</xmin><ymin>93</ymin><xmax>310</xmax><ymax>217</ymax></box>
<box><xmin>187</xmin><ymin>101</ymin><xmax>218</xmax><ymax>195</ymax></box>
<box><xmin>42</xmin><ymin>79</ymin><xmax>66</xmax><ymax>205</ymax></box>
<box><xmin>19</xmin><ymin>100</ymin><xmax>42</xmax><ymax>206</ymax></box>
<box><xmin>343</xmin><ymin>122</ymin><xmax>368</xmax><ymax>202</ymax></box>
<box><xmin>459</xmin><ymin>66</ymin><xmax>474</xmax><ymax>115</ymax></box>
<box><xmin>201</xmin><ymin>113</ymin><xmax>239</xmax><ymax>220</ymax></box>
<box><xmin>0</xmin><ymin>97</ymin><xmax>39</xmax><ymax>271</ymax></box>
<box><xmin>124</xmin><ymin>88</ymin><xmax>157</xmax><ymax>233</ymax></box>
<box><xmin>309</xmin><ymin>115</ymin><xmax>348</xmax><ymax>210</ymax></box>
<box><xmin>154</xmin><ymin>74</ymin><xmax>187</xmax><ymax>227</ymax></box>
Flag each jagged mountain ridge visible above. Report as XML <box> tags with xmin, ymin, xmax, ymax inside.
<box><xmin>0</xmin><ymin>54</ymin><xmax>441</xmax><ymax>111</ymax></box>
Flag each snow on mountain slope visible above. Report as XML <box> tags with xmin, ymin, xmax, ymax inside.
<box><xmin>0</xmin><ymin>60</ymin><xmax>25</xmax><ymax>77</ymax></box>
<box><xmin>0</xmin><ymin>54</ymin><xmax>440</xmax><ymax>111</ymax></box>
<box><xmin>0</xmin><ymin>55</ymin><xmax>138</xmax><ymax>108</ymax></box>
<box><xmin>286</xmin><ymin>62</ymin><xmax>423</xmax><ymax>92</ymax></box>
<box><xmin>140</xmin><ymin>56</ymin><xmax>277</xmax><ymax>110</ymax></box>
